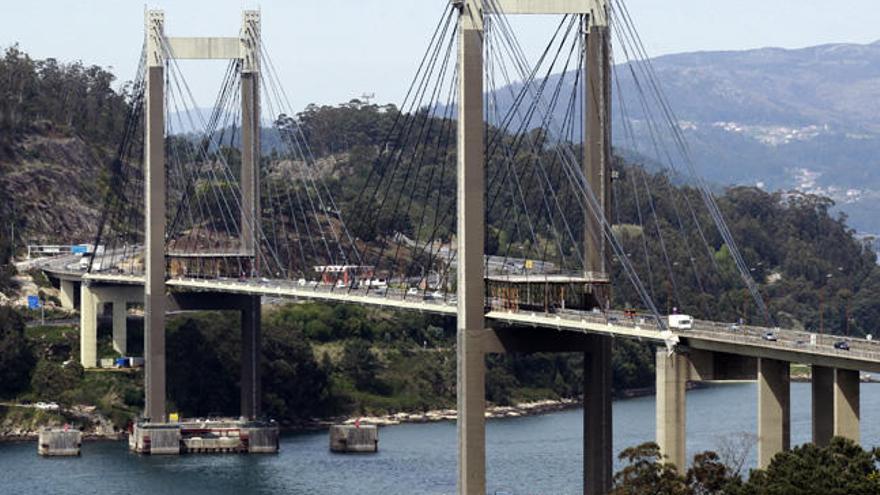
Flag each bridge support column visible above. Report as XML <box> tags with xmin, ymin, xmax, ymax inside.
<box><xmin>456</xmin><ymin>2</ymin><xmax>486</xmax><ymax>493</ymax></box>
<box><xmin>757</xmin><ymin>358</ymin><xmax>790</xmax><ymax>468</ymax></box>
<box><xmin>584</xmin><ymin>335</ymin><xmax>612</xmax><ymax>494</ymax></box>
<box><xmin>240</xmin><ymin>295</ymin><xmax>262</xmax><ymax>420</ymax></box>
<box><xmin>144</xmin><ymin>10</ymin><xmax>167</xmax><ymax>423</ymax></box>
<box><xmin>811</xmin><ymin>365</ymin><xmax>834</xmax><ymax>446</ymax></box>
<box><xmin>79</xmin><ymin>284</ymin><xmax>98</xmax><ymax>368</ymax></box>
<box><xmin>112</xmin><ymin>300</ymin><xmax>127</xmax><ymax>356</ymax></box>
<box><xmin>656</xmin><ymin>349</ymin><xmax>687</xmax><ymax>469</ymax></box>
<box><xmin>59</xmin><ymin>280</ymin><xmax>76</xmax><ymax>309</ymax></box>
<box><xmin>833</xmin><ymin>368</ymin><xmax>860</xmax><ymax>443</ymax></box>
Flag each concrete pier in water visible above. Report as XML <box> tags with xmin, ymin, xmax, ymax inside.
<box><xmin>130</xmin><ymin>420</ymin><xmax>279</xmax><ymax>455</ymax></box>
<box><xmin>329</xmin><ymin>425</ymin><xmax>379</xmax><ymax>453</ymax></box>
<box><xmin>38</xmin><ymin>428</ymin><xmax>82</xmax><ymax>456</ymax></box>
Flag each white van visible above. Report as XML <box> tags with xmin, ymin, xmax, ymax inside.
<box><xmin>668</xmin><ymin>314</ymin><xmax>694</xmax><ymax>330</ymax></box>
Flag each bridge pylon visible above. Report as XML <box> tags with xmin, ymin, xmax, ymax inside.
<box><xmin>142</xmin><ymin>9</ymin><xmax>263</xmax><ymax>424</ymax></box>
<box><xmin>454</xmin><ymin>1</ymin><xmax>613</xmax><ymax>494</ymax></box>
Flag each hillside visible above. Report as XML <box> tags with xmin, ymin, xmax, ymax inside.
<box><xmin>0</xmin><ymin>46</ymin><xmax>128</xmax><ymax>248</ymax></box>
<box><xmin>491</xmin><ymin>41</ymin><xmax>880</xmax><ymax>233</ymax></box>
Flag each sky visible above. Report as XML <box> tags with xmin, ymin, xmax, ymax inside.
<box><xmin>1</xmin><ymin>0</ymin><xmax>878</xmax><ymax>110</ymax></box>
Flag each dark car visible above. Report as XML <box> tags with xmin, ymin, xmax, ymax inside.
<box><xmin>834</xmin><ymin>340</ymin><xmax>850</xmax><ymax>351</ymax></box>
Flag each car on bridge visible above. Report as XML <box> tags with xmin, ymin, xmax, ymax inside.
<box><xmin>762</xmin><ymin>331</ymin><xmax>778</xmax><ymax>342</ymax></box>
<box><xmin>668</xmin><ymin>314</ymin><xmax>693</xmax><ymax>330</ymax></box>
<box><xmin>834</xmin><ymin>340</ymin><xmax>851</xmax><ymax>351</ymax></box>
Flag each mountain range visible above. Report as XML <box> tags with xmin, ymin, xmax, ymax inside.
<box><xmin>171</xmin><ymin>41</ymin><xmax>880</xmax><ymax>233</ymax></box>
<box><xmin>490</xmin><ymin>40</ymin><xmax>880</xmax><ymax>233</ymax></box>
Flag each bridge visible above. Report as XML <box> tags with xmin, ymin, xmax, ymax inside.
<box><xmin>37</xmin><ymin>1</ymin><xmax>878</xmax><ymax>494</ymax></box>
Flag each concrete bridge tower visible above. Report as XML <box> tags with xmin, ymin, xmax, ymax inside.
<box><xmin>455</xmin><ymin>1</ymin><xmax>613</xmax><ymax>494</ymax></box>
<box><xmin>141</xmin><ymin>9</ymin><xmax>263</xmax><ymax>423</ymax></box>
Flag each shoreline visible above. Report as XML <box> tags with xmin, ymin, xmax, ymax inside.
<box><xmin>3</xmin><ymin>378</ymin><xmax>876</xmax><ymax>443</ymax></box>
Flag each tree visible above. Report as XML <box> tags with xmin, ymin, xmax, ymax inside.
<box><xmin>736</xmin><ymin>437</ymin><xmax>880</xmax><ymax>495</ymax></box>
<box><xmin>611</xmin><ymin>442</ymin><xmax>689</xmax><ymax>495</ymax></box>
<box><xmin>261</xmin><ymin>324</ymin><xmax>331</xmax><ymax>421</ymax></box>
<box><xmin>339</xmin><ymin>339</ymin><xmax>382</xmax><ymax>392</ymax></box>
<box><xmin>687</xmin><ymin>451</ymin><xmax>735</xmax><ymax>495</ymax></box>
<box><xmin>30</xmin><ymin>360</ymin><xmax>82</xmax><ymax>402</ymax></box>
<box><xmin>0</xmin><ymin>306</ymin><xmax>34</xmax><ymax>397</ymax></box>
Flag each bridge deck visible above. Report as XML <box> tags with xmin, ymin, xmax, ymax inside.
<box><xmin>50</xmin><ymin>269</ymin><xmax>880</xmax><ymax>372</ymax></box>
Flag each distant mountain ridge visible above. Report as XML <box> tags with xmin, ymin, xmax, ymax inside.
<box><xmin>490</xmin><ymin>40</ymin><xmax>880</xmax><ymax>232</ymax></box>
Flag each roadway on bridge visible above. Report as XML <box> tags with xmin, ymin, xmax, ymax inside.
<box><xmin>35</xmin><ymin>251</ymin><xmax>880</xmax><ymax>373</ymax></box>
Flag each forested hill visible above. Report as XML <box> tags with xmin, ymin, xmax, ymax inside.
<box><xmin>1</xmin><ymin>46</ymin><xmax>878</xmax><ymax>337</ymax></box>
<box><xmin>299</xmin><ymin>102</ymin><xmax>880</xmax><ymax>336</ymax></box>
<box><xmin>0</xmin><ymin>45</ymin><xmax>130</xmax><ymax>256</ymax></box>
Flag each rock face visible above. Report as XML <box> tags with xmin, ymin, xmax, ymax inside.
<box><xmin>0</xmin><ymin>133</ymin><xmax>105</xmax><ymax>243</ymax></box>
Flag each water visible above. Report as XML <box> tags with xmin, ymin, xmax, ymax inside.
<box><xmin>2</xmin><ymin>383</ymin><xmax>878</xmax><ymax>494</ymax></box>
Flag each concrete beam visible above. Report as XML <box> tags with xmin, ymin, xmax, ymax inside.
<box><xmin>490</xmin><ymin>0</ymin><xmax>604</xmax><ymax>17</ymax></box>
<box><xmin>833</xmin><ymin>369</ymin><xmax>860</xmax><ymax>443</ymax></box>
<box><xmin>656</xmin><ymin>349</ymin><xmax>687</xmax><ymax>469</ymax></box>
<box><xmin>168</xmin><ymin>291</ymin><xmax>255</xmax><ymax>311</ymax></box>
<box><xmin>483</xmin><ymin>326</ymin><xmax>596</xmax><ymax>353</ymax></box>
<box><xmin>686</xmin><ymin>349</ymin><xmax>757</xmax><ymax>381</ymax></box>
<box><xmin>812</xmin><ymin>365</ymin><xmax>834</xmax><ymax>446</ymax></box>
<box><xmin>584</xmin><ymin>335</ymin><xmax>612</xmax><ymax>494</ymax></box>
<box><xmin>757</xmin><ymin>358</ymin><xmax>790</xmax><ymax>468</ymax></box>
<box><xmin>684</xmin><ymin>337</ymin><xmax>880</xmax><ymax>374</ymax></box>
<box><xmin>165</xmin><ymin>37</ymin><xmax>241</xmax><ymax>60</ymax></box>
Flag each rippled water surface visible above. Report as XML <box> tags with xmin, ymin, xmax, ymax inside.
<box><xmin>2</xmin><ymin>383</ymin><xmax>878</xmax><ymax>494</ymax></box>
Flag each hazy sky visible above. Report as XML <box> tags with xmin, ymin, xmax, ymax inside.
<box><xmin>2</xmin><ymin>0</ymin><xmax>878</xmax><ymax>109</ymax></box>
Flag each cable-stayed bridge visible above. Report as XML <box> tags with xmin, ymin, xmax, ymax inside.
<box><xmin>38</xmin><ymin>1</ymin><xmax>879</xmax><ymax>493</ymax></box>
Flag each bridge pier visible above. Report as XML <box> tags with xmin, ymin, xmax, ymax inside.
<box><xmin>757</xmin><ymin>358</ymin><xmax>790</xmax><ymax>468</ymax></box>
<box><xmin>834</xmin><ymin>368</ymin><xmax>860</xmax><ymax>443</ymax></box>
<box><xmin>811</xmin><ymin>365</ymin><xmax>834</xmax><ymax>446</ymax></box>
<box><xmin>656</xmin><ymin>348</ymin><xmax>688</xmax><ymax>469</ymax></box>
<box><xmin>584</xmin><ymin>335</ymin><xmax>613</xmax><ymax>494</ymax></box>
<box><xmin>79</xmin><ymin>284</ymin><xmax>143</xmax><ymax>367</ymax></box>
<box><xmin>111</xmin><ymin>300</ymin><xmax>128</xmax><ymax>355</ymax></box>
<box><xmin>240</xmin><ymin>295</ymin><xmax>262</xmax><ymax>420</ymax></box>
<box><xmin>59</xmin><ymin>279</ymin><xmax>77</xmax><ymax>309</ymax></box>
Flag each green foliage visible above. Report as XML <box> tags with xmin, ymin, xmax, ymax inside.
<box><xmin>611</xmin><ymin>165</ymin><xmax>879</xmax><ymax>335</ymax></box>
<box><xmin>166</xmin><ymin>316</ymin><xmax>239</xmax><ymax>417</ymax></box>
<box><xmin>339</xmin><ymin>338</ymin><xmax>384</xmax><ymax>393</ymax></box>
<box><xmin>736</xmin><ymin>438</ymin><xmax>880</xmax><ymax>495</ymax></box>
<box><xmin>165</xmin><ymin>311</ymin><xmax>333</xmax><ymax>422</ymax></box>
<box><xmin>611</xmin><ymin>442</ymin><xmax>689</xmax><ymax>495</ymax></box>
<box><xmin>612</xmin><ymin>438</ymin><xmax>880</xmax><ymax>495</ymax></box>
<box><xmin>30</xmin><ymin>360</ymin><xmax>83</xmax><ymax>403</ymax></box>
<box><xmin>0</xmin><ymin>307</ymin><xmax>34</xmax><ymax>397</ymax></box>
<box><xmin>0</xmin><ymin>45</ymin><xmax>129</xmax><ymax>154</ymax></box>
<box><xmin>261</xmin><ymin>323</ymin><xmax>332</xmax><ymax>420</ymax></box>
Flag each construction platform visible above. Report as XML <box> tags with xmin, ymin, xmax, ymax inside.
<box><xmin>129</xmin><ymin>419</ymin><xmax>279</xmax><ymax>455</ymax></box>
<box><xmin>486</xmin><ymin>272</ymin><xmax>610</xmax><ymax>312</ymax></box>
